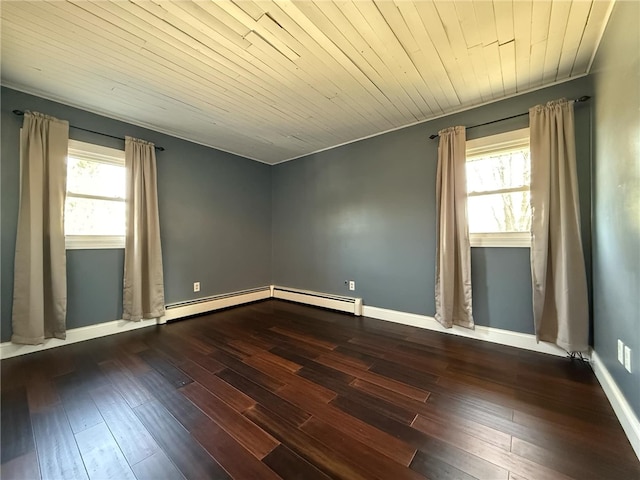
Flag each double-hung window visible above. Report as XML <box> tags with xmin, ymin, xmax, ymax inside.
<box><xmin>466</xmin><ymin>128</ymin><xmax>531</xmax><ymax>247</ymax></box>
<box><xmin>65</xmin><ymin>140</ymin><xmax>126</xmax><ymax>249</ymax></box>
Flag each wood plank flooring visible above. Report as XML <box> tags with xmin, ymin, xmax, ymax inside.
<box><xmin>1</xmin><ymin>299</ymin><xmax>638</xmax><ymax>479</ymax></box>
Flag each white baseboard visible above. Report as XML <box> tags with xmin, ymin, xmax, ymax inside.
<box><xmin>590</xmin><ymin>350</ymin><xmax>640</xmax><ymax>460</ymax></box>
<box><xmin>0</xmin><ymin>286</ymin><xmax>271</xmax><ymax>360</ymax></box>
<box><xmin>0</xmin><ymin>318</ymin><xmax>158</xmax><ymax>360</ymax></box>
<box><xmin>362</xmin><ymin>305</ymin><xmax>570</xmax><ymax>358</ymax></box>
<box><xmin>363</xmin><ymin>304</ymin><xmax>640</xmax><ymax>460</ymax></box>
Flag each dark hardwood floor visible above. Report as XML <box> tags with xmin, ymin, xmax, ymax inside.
<box><xmin>1</xmin><ymin>299</ymin><xmax>638</xmax><ymax>480</ymax></box>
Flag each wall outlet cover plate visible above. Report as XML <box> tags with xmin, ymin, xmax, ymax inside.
<box><xmin>618</xmin><ymin>339</ymin><xmax>624</xmax><ymax>364</ymax></box>
<box><xmin>624</xmin><ymin>345</ymin><xmax>632</xmax><ymax>372</ymax></box>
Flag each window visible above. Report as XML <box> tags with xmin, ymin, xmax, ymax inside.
<box><xmin>65</xmin><ymin>140</ymin><xmax>125</xmax><ymax>249</ymax></box>
<box><xmin>466</xmin><ymin>128</ymin><xmax>531</xmax><ymax>247</ymax></box>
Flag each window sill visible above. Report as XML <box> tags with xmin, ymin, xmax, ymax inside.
<box><xmin>66</xmin><ymin>235</ymin><xmax>125</xmax><ymax>250</ymax></box>
<box><xmin>470</xmin><ymin>232</ymin><xmax>531</xmax><ymax>248</ymax></box>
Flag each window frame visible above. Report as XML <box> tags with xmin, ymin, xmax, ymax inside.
<box><xmin>65</xmin><ymin>139</ymin><xmax>126</xmax><ymax>250</ymax></box>
<box><xmin>466</xmin><ymin>128</ymin><xmax>531</xmax><ymax>248</ymax></box>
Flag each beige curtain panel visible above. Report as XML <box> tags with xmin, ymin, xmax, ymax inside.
<box><xmin>123</xmin><ymin>136</ymin><xmax>166</xmax><ymax>321</ymax></box>
<box><xmin>435</xmin><ymin>126</ymin><xmax>474</xmax><ymax>329</ymax></box>
<box><xmin>529</xmin><ymin>99</ymin><xmax>589</xmax><ymax>352</ymax></box>
<box><xmin>12</xmin><ymin>112</ymin><xmax>69</xmax><ymax>344</ymax></box>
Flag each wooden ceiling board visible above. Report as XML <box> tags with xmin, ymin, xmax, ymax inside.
<box><xmin>275</xmin><ymin>1</ymin><xmax>407</xmax><ymax>123</ymax></box>
<box><xmin>312</xmin><ymin>0</ymin><xmax>423</xmax><ymax>120</ymax></box>
<box><xmin>3</xmin><ymin>8</ymin><xmax>324</xmax><ymax>146</ymax></box>
<box><xmin>513</xmin><ymin>0</ymin><xmax>534</xmax><ymax>91</ymax></box>
<box><xmin>373</xmin><ymin>0</ymin><xmax>447</xmax><ymax>113</ymax></box>
<box><xmin>542</xmin><ymin>1</ymin><xmax>572</xmax><ymax>84</ymax></box>
<box><xmin>434</xmin><ymin>0</ymin><xmax>486</xmax><ymax>102</ymax></box>
<box><xmin>0</xmin><ymin>0</ymin><xmax>612</xmax><ymax>164</ymax></box>
<box><xmin>493</xmin><ymin>0</ymin><xmax>515</xmax><ymax>46</ymax></box>
<box><xmin>263</xmin><ymin>2</ymin><xmax>402</xmax><ymax>131</ymax></box>
<box><xmin>574</xmin><ymin>0</ymin><xmax>614</xmax><ymax>75</ymax></box>
<box><xmin>352</xmin><ymin>1</ymin><xmax>441</xmax><ymax>115</ymax></box>
<box><xmin>392</xmin><ymin>0</ymin><xmax>461</xmax><ymax>109</ymax></box>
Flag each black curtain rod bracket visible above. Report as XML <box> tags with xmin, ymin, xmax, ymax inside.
<box><xmin>12</xmin><ymin>110</ymin><xmax>165</xmax><ymax>151</ymax></box>
<box><xmin>428</xmin><ymin>95</ymin><xmax>591</xmax><ymax>140</ymax></box>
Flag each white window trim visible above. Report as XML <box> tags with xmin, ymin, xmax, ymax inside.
<box><xmin>466</xmin><ymin>128</ymin><xmax>530</xmax><ymax>158</ymax></box>
<box><xmin>467</xmin><ymin>128</ymin><xmax>531</xmax><ymax>248</ymax></box>
<box><xmin>68</xmin><ymin>139</ymin><xmax>125</xmax><ymax>166</ymax></box>
<box><xmin>66</xmin><ymin>235</ymin><xmax>124</xmax><ymax>250</ymax></box>
<box><xmin>65</xmin><ymin>140</ymin><xmax>125</xmax><ymax>250</ymax></box>
<box><xmin>470</xmin><ymin>232</ymin><xmax>531</xmax><ymax>248</ymax></box>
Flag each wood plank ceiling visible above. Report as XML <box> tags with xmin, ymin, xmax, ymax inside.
<box><xmin>1</xmin><ymin>1</ymin><xmax>612</xmax><ymax>164</ymax></box>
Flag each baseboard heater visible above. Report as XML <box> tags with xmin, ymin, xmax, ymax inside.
<box><xmin>0</xmin><ymin>285</ymin><xmax>358</xmax><ymax>359</ymax></box>
<box><xmin>271</xmin><ymin>286</ymin><xmax>363</xmax><ymax>316</ymax></box>
<box><xmin>160</xmin><ymin>286</ymin><xmax>272</xmax><ymax>323</ymax></box>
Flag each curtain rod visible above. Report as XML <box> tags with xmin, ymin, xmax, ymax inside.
<box><xmin>428</xmin><ymin>95</ymin><xmax>591</xmax><ymax>140</ymax></box>
<box><xmin>12</xmin><ymin>110</ymin><xmax>165</xmax><ymax>151</ymax></box>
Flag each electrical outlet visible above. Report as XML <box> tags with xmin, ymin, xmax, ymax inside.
<box><xmin>193</xmin><ymin>282</ymin><xmax>200</xmax><ymax>293</ymax></box>
<box><xmin>624</xmin><ymin>346</ymin><xmax>632</xmax><ymax>372</ymax></box>
<box><xmin>618</xmin><ymin>339</ymin><xmax>625</xmax><ymax>364</ymax></box>
<box><xmin>349</xmin><ymin>280</ymin><xmax>355</xmax><ymax>291</ymax></box>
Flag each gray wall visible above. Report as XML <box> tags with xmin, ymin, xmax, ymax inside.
<box><xmin>591</xmin><ymin>1</ymin><xmax>640</xmax><ymax>418</ymax></box>
<box><xmin>1</xmin><ymin>88</ymin><xmax>272</xmax><ymax>342</ymax></box>
<box><xmin>273</xmin><ymin>76</ymin><xmax>593</xmax><ymax>334</ymax></box>
<box><xmin>1</xmin><ymin>78</ymin><xmax>595</xmax><ymax>343</ymax></box>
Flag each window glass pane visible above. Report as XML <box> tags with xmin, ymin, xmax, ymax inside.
<box><xmin>468</xmin><ymin>191</ymin><xmax>531</xmax><ymax>233</ymax></box>
<box><xmin>467</xmin><ymin>150</ymin><xmax>530</xmax><ymax>193</ymax></box>
<box><xmin>65</xmin><ymin>197</ymin><xmax>125</xmax><ymax>236</ymax></box>
<box><xmin>67</xmin><ymin>157</ymin><xmax>125</xmax><ymax>198</ymax></box>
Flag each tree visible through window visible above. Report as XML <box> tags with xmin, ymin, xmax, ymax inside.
<box><xmin>65</xmin><ymin>140</ymin><xmax>125</xmax><ymax>248</ymax></box>
<box><xmin>466</xmin><ymin>128</ymin><xmax>531</xmax><ymax>247</ymax></box>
